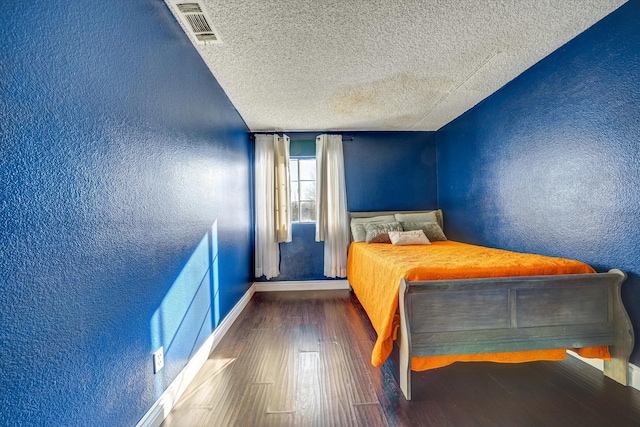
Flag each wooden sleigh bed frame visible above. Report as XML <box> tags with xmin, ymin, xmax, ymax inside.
<box><xmin>348</xmin><ymin>211</ymin><xmax>635</xmax><ymax>400</ymax></box>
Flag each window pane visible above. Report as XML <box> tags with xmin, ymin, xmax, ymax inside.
<box><xmin>299</xmin><ymin>181</ymin><xmax>315</xmax><ymax>201</ymax></box>
<box><xmin>300</xmin><ymin>201</ymin><xmax>316</xmax><ymax>222</ymax></box>
<box><xmin>290</xmin><ymin>182</ymin><xmax>299</xmax><ymax>202</ymax></box>
<box><xmin>299</xmin><ymin>159</ymin><xmax>316</xmax><ymax>181</ymax></box>
<box><xmin>290</xmin><ymin>159</ymin><xmax>298</xmax><ymax>181</ymax></box>
<box><xmin>290</xmin><ymin>157</ymin><xmax>316</xmax><ymax>223</ymax></box>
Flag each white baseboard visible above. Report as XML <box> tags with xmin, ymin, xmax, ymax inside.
<box><xmin>629</xmin><ymin>363</ymin><xmax>640</xmax><ymax>390</ymax></box>
<box><xmin>567</xmin><ymin>350</ymin><xmax>640</xmax><ymax>391</ymax></box>
<box><xmin>630</xmin><ymin>363</ymin><xmax>640</xmax><ymax>390</ymax></box>
<box><xmin>135</xmin><ymin>283</ymin><xmax>256</xmax><ymax>427</ymax></box>
<box><xmin>254</xmin><ymin>279</ymin><xmax>351</xmax><ymax>292</ymax></box>
<box><xmin>566</xmin><ymin>350</ymin><xmax>604</xmax><ymax>371</ymax></box>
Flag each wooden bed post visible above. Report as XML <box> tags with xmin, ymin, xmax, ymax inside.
<box><xmin>398</xmin><ymin>279</ymin><xmax>412</xmax><ymax>400</ymax></box>
<box><xmin>603</xmin><ymin>269</ymin><xmax>634</xmax><ymax>385</ymax></box>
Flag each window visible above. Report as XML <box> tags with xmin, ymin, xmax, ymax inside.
<box><xmin>290</xmin><ymin>158</ymin><xmax>316</xmax><ymax>222</ymax></box>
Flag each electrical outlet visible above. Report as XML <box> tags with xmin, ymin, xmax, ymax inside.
<box><xmin>153</xmin><ymin>347</ymin><xmax>164</xmax><ymax>373</ymax></box>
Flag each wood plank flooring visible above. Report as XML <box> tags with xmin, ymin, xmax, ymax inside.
<box><xmin>162</xmin><ymin>290</ymin><xmax>640</xmax><ymax>426</ymax></box>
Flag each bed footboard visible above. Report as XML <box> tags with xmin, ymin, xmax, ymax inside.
<box><xmin>398</xmin><ymin>269</ymin><xmax>633</xmax><ymax>400</ymax></box>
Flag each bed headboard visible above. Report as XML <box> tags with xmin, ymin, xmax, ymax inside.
<box><xmin>349</xmin><ymin>209</ymin><xmax>443</xmax><ymax>229</ymax></box>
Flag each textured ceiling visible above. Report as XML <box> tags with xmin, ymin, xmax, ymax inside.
<box><xmin>168</xmin><ymin>0</ymin><xmax>626</xmax><ymax>132</ymax></box>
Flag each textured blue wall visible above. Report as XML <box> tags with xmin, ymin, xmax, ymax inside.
<box><xmin>256</xmin><ymin>131</ymin><xmax>437</xmax><ymax>281</ymax></box>
<box><xmin>0</xmin><ymin>1</ymin><xmax>251</xmax><ymax>426</ymax></box>
<box><xmin>345</xmin><ymin>132</ymin><xmax>438</xmax><ymax>212</ymax></box>
<box><xmin>437</xmin><ymin>1</ymin><xmax>640</xmax><ymax>363</ymax></box>
<box><xmin>272</xmin><ymin>223</ymin><xmax>327</xmax><ymax>281</ymax></box>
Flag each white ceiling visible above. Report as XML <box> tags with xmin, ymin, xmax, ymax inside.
<box><xmin>169</xmin><ymin>0</ymin><xmax>626</xmax><ymax>132</ymax></box>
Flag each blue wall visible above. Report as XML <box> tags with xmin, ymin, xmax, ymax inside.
<box><xmin>0</xmin><ymin>1</ymin><xmax>252</xmax><ymax>426</ymax></box>
<box><xmin>437</xmin><ymin>1</ymin><xmax>640</xmax><ymax>363</ymax></box>
<box><xmin>256</xmin><ymin>131</ymin><xmax>437</xmax><ymax>281</ymax></box>
<box><xmin>344</xmin><ymin>132</ymin><xmax>438</xmax><ymax>212</ymax></box>
<box><xmin>272</xmin><ymin>223</ymin><xmax>327</xmax><ymax>281</ymax></box>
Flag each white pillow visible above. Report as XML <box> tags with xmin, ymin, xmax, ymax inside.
<box><xmin>388</xmin><ymin>230</ymin><xmax>431</xmax><ymax>246</ymax></box>
<box><xmin>350</xmin><ymin>215</ymin><xmax>396</xmax><ymax>242</ymax></box>
<box><xmin>394</xmin><ymin>211</ymin><xmax>438</xmax><ymax>224</ymax></box>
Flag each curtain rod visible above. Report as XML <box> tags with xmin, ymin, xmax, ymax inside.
<box><xmin>249</xmin><ymin>134</ymin><xmax>354</xmax><ymax>141</ymax></box>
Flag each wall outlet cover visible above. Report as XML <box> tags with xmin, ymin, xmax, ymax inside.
<box><xmin>153</xmin><ymin>347</ymin><xmax>164</xmax><ymax>374</ymax></box>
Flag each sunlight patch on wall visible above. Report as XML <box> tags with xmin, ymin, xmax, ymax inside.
<box><xmin>150</xmin><ymin>220</ymin><xmax>220</xmax><ymax>397</ymax></box>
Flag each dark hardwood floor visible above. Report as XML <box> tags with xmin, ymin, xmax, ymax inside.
<box><xmin>162</xmin><ymin>290</ymin><xmax>640</xmax><ymax>426</ymax></box>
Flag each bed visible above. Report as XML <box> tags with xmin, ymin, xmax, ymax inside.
<box><xmin>346</xmin><ymin>210</ymin><xmax>634</xmax><ymax>400</ymax></box>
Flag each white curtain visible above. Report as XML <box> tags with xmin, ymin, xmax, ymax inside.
<box><xmin>254</xmin><ymin>134</ymin><xmax>291</xmax><ymax>279</ymax></box>
<box><xmin>274</xmin><ymin>135</ymin><xmax>292</xmax><ymax>242</ymax></box>
<box><xmin>315</xmin><ymin>134</ymin><xmax>350</xmax><ymax>278</ymax></box>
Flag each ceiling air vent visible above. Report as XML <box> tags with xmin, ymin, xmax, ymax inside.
<box><xmin>168</xmin><ymin>1</ymin><xmax>221</xmax><ymax>45</ymax></box>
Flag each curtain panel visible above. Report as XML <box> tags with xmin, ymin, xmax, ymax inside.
<box><xmin>315</xmin><ymin>134</ymin><xmax>350</xmax><ymax>278</ymax></box>
<box><xmin>254</xmin><ymin>134</ymin><xmax>291</xmax><ymax>279</ymax></box>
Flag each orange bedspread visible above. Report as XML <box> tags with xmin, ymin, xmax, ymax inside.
<box><xmin>346</xmin><ymin>241</ymin><xmax>609</xmax><ymax>371</ymax></box>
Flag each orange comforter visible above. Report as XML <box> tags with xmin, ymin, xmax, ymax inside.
<box><xmin>346</xmin><ymin>241</ymin><xmax>609</xmax><ymax>371</ymax></box>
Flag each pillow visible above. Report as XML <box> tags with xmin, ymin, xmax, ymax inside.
<box><xmin>395</xmin><ymin>211</ymin><xmax>438</xmax><ymax>224</ymax></box>
<box><xmin>363</xmin><ymin>221</ymin><xmax>403</xmax><ymax>243</ymax></box>
<box><xmin>401</xmin><ymin>221</ymin><xmax>447</xmax><ymax>241</ymax></box>
<box><xmin>388</xmin><ymin>230</ymin><xmax>431</xmax><ymax>246</ymax></box>
<box><xmin>350</xmin><ymin>215</ymin><xmax>396</xmax><ymax>242</ymax></box>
